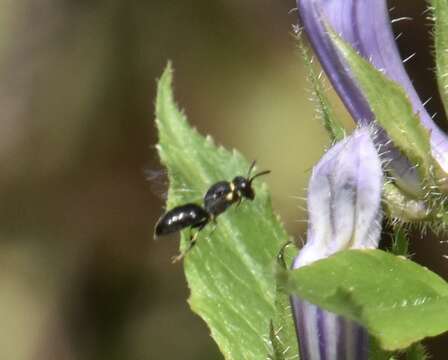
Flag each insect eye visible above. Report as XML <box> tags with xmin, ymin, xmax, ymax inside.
<box><xmin>238</xmin><ymin>181</ymin><xmax>247</xmax><ymax>190</ymax></box>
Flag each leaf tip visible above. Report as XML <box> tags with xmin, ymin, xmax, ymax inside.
<box><xmin>160</xmin><ymin>60</ymin><xmax>174</xmax><ymax>84</ymax></box>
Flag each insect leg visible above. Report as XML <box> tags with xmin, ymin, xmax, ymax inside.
<box><xmin>208</xmin><ymin>221</ymin><xmax>218</xmax><ymax>237</ymax></box>
<box><xmin>235</xmin><ymin>197</ymin><xmax>242</xmax><ymax>208</ymax></box>
<box><xmin>171</xmin><ymin>219</ymin><xmax>209</xmax><ymax>263</ymax></box>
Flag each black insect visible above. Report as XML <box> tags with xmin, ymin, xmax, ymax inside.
<box><xmin>154</xmin><ymin>160</ymin><xmax>270</xmax><ymax>262</ymax></box>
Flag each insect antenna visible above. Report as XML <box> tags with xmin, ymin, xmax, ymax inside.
<box><xmin>246</xmin><ymin>160</ymin><xmax>271</xmax><ymax>184</ymax></box>
<box><xmin>249</xmin><ymin>169</ymin><xmax>271</xmax><ymax>184</ymax></box>
<box><xmin>246</xmin><ymin>160</ymin><xmax>257</xmax><ymax>179</ymax></box>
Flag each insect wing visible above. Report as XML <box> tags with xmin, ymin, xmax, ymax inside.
<box><xmin>146</xmin><ymin>168</ymin><xmax>202</xmax><ymax>202</ymax></box>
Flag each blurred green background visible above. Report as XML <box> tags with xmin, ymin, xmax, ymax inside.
<box><xmin>0</xmin><ymin>1</ymin><xmax>446</xmax><ymax>359</ymax></box>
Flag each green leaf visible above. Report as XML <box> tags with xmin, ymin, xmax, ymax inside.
<box><xmin>155</xmin><ymin>63</ymin><xmax>291</xmax><ymax>359</ymax></box>
<box><xmin>431</xmin><ymin>0</ymin><xmax>448</xmax><ymax>117</ymax></box>
<box><xmin>283</xmin><ymin>249</ymin><xmax>448</xmax><ymax>351</ymax></box>
<box><xmin>296</xmin><ymin>35</ymin><xmax>345</xmax><ymax>142</ymax></box>
<box><xmin>329</xmin><ymin>31</ymin><xmax>434</xmax><ymax>188</ymax></box>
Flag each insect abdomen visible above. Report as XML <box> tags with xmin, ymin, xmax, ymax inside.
<box><xmin>154</xmin><ymin>203</ymin><xmax>209</xmax><ymax>237</ymax></box>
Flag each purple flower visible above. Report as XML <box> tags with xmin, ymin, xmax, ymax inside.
<box><xmin>291</xmin><ymin>128</ymin><xmax>383</xmax><ymax>360</ymax></box>
<box><xmin>297</xmin><ymin>0</ymin><xmax>448</xmax><ymax>194</ymax></box>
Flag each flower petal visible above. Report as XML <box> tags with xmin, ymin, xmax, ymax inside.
<box><xmin>298</xmin><ymin>0</ymin><xmax>448</xmax><ymax>179</ymax></box>
<box><xmin>292</xmin><ymin>299</ymin><xmax>369</xmax><ymax>360</ymax></box>
<box><xmin>294</xmin><ymin>127</ymin><xmax>383</xmax><ymax>267</ymax></box>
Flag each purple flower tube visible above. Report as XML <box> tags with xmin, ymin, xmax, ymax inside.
<box><xmin>297</xmin><ymin>0</ymin><xmax>448</xmax><ymax>193</ymax></box>
<box><xmin>291</xmin><ymin>128</ymin><xmax>383</xmax><ymax>360</ymax></box>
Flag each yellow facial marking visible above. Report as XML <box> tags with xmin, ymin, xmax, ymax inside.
<box><xmin>230</xmin><ymin>182</ymin><xmax>235</xmax><ymax>191</ymax></box>
<box><xmin>226</xmin><ymin>192</ymin><xmax>234</xmax><ymax>201</ymax></box>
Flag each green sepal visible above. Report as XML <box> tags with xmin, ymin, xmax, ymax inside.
<box><xmin>383</xmin><ymin>183</ymin><xmax>429</xmax><ymax>222</ymax></box>
<box><xmin>390</xmin><ymin>227</ymin><xmax>410</xmax><ymax>257</ymax></box>
<box><xmin>430</xmin><ymin>0</ymin><xmax>448</xmax><ymax>118</ymax></box>
<box><xmin>267</xmin><ymin>243</ymin><xmax>299</xmax><ymax>360</ymax></box>
<box><xmin>403</xmin><ymin>342</ymin><xmax>429</xmax><ymax>360</ymax></box>
<box><xmin>328</xmin><ymin>30</ymin><xmax>439</xmax><ymax>193</ymax></box>
<box><xmin>296</xmin><ymin>34</ymin><xmax>346</xmax><ymax>142</ymax></box>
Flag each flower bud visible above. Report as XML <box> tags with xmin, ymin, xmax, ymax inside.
<box><xmin>291</xmin><ymin>128</ymin><xmax>383</xmax><ymax>359</ymax></box>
